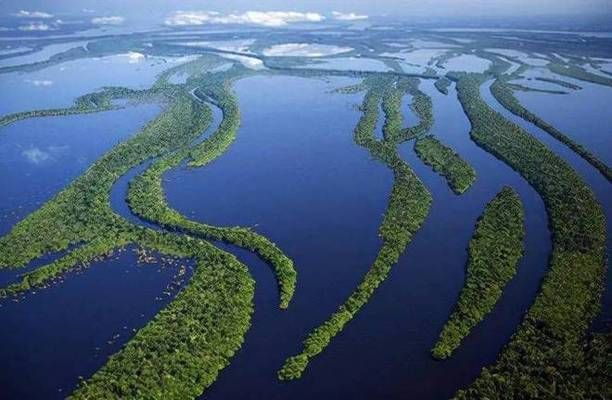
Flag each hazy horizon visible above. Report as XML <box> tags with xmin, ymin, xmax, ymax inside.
<box><xmin>1</xmin><ymin>0</ymin><xmax>611</xmax><ymax>21</ymax></box>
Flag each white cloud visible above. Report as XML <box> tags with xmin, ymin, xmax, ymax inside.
<box><xmin>91</xmin><ymin>16</ymin><xmax>125</xmax><ymax>25</ymax></box>
<box><xmin>18</xmin><ymin>23</ymin><xmax>53</xmax><ymax>31</ymax></box>
<box><xmin>22</xmin><ymin>148</ymin><xmax>50</xmax><ymax>164</ymax></box>
<box><xmin>332</xmin><ymin>11</ymin><xmax>368</xmax><ymax>21</ymax></box>
<box><xmin>13</xmin><ymin>10</ymin><xmax>54</xmax><ymax>18</ymax></box>
<box><xmin>263</xmin><ymin>43</ymin><xmax>353</xmax><ymax>57</ymax></box>
<box><xmin>25</xmin><ymin>79</ymin><xmax>54</xmax><ymax>86</ymax></box>
<box><xmin>165</xmin><ymin>10</ymin><xmax>324</xmax><ymax>27</ymax></box>
<box><xmin>82</xmin><ymin>9</ymin><xmax>96</xmax><ymax>14</ymax></box>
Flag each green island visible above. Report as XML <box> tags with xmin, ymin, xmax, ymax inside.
<box><xmin>491</xmin><ymin>78</ymin><xmax>612</xmax><ymax>181</ymax></box>
<box><xmin>533</xmin><ymin>77</ymin><xmax>582</xmax><ymax>90</ymax></box>
<box><xmin>414</xmin><ymin>135</ymin><xmax>476</xmax><ymax>194</ymax></box>
<box><xmin>507</xmin><ymin>82</ymin><xmax>567</xmax><ymax>95</ymax></box>
<box><xmin>278</xmin><ymin>76</ymin><xmax>433</xmax><ymax>380</ymax></box>
<box><xmin>127</xmin><ymin>69</ymin><xmax>296</xmax><ymax>309</ymax></box>
<box><xmin>432</xmin><ymin>187</ymin><xmax>525</xmax><ymax>359</ymax></box>
<box><xmin>0</xmin><ymin>87</ymin><xmax>157</xmax><ymax>128</ymax></box>
<box><xmin>381</xmin><ymin>77</ymin><xmax>433</xmax><ymax>144</ymax></box>
<box><xmin>0</xmin><ymin>59</ymin><xmax>297</xmax><ymax>397</ymax></box>
<box><xmin>548</xmin><ymin>62</ymin><xmax>612</xmax><ymax>87</ymax></box>
<box><xmin>449</xmin><ymin>72</ymin><xmax>607</xmax><ymax>398</ymax></box>
<box><xmin>434</xmin><ymin>76</ymin><xmax>452</xmax><ymax>95</ymax></box>
<box><xmin>0</xmin><ymin>23</ymin><xmax>610</xmax><ymax>400</ymax></box>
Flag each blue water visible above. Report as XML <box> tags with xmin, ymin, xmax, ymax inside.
<box><xmin>0</xmin><ymin>101</ymin><xmax>197</xmax><ymax>399</ymax></box>
<box><xmin>0</xmin><ymin>51</ymin><xmax>608</xmax><ymax>400</ymax></box>
<box><xmin>160</xmin><ymin>75</ymin><xmax>550</xmax><ymax>400</ymax></box>
<box><xmin>0</xmin><ymin>54</ymin><xmax>188</xmax><ymax>116</ymax></box>
<box><xmin>0</xmin><ymin>104</ymin><xmax>161</xmax><ymax>237</ymax></box>
<box><xmin>515</xmin><ymin>78</ymin><xmax>612</xmax><ymax>165</ymax></box>
<box><xmin>481</xmin><ymin>80</ymin><xmax>612</xmax><ymax>332</ymax></box>
<box><xmin>0</xmin><ymin>245</ymin><xmax>194</xmax><ymax>399</ymax></box>
<box><xmin>0</xmin><ymin>41</ymin><xmax>88</xmax><ymax>68</ymax></box>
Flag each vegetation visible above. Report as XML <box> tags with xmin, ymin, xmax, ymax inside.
<box><xmin>0</xmin><ymin>61</ymin><xmax>297</xmax><ymax>396</ymax></box>
<box><xmin>0</xmin><ymin>87</ymin><xmax>160</xmax><ymax>128</ymax></box>
<box><xmin>451</xmin><ymin>73</ymin><xmax>606</xmax><ymax>398</ymax></box>
<box><xmin>70</xmin><ymin>231</ymin><xmax>254</xmax><ymax>399</ymax></box>
<box><xmin>548</xmin><ymin>63</ymin><xmax>612</xmax><ymax>87</ymax></box>
<box><xmin>332</xmin><ymin>82</ymin><xmax>367</xmax><ymax>94</ymax></box>
<box><xmin>414</xmin><ymin>135</ymin><xmax>476</xmax><ymax>194</ymax></box>
<box><xmin>432</xmin><ymin>187</ymin><xmax>524</xmax><ymax>359</ymax></box>
<box><xmin>533</xmin><ymin>77</ymin><xmax>582</xmax><ymax>90</ymax></box>
<box><xmin>507</xmin><ymin>83</ymin><xmax>567</xmax><ymax>95</ymax></box>
<box><xmin>380</xmin><ymin>77</ymin><xmax>433</xmax><ymax>144</ymax></box>
<box><xmin>278</xmin><ymin>76</ymin><xmax>433</xmax><ymax>380</ymax></box>
<box><xmin>189</xmin><ymin>76</ymin><xmax>241</xmax><ymax>167</ymax></box>
<box><xmin>128</xmin><ymin>70</ymin><xmax>296</xmax><ymax>309</ymax></box>
<box><xmin>435</xmin><ymin>77</ymin><xmax>452</xmax><ymax>95</ymax></box>
<box><xmin>491</xmin><ymin>79</ymin><xmax>612</xmax><ymax>181</ymax></box>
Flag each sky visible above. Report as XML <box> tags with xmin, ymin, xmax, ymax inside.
<box><xmin>0</xmin><ymin>0</ymin><xmax>610</xmax><ymax>24</ymax></box>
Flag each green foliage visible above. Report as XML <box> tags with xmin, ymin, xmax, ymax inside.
<box><xmin>432</xmin><ymin>187</ymin><xmax>524</xmax><ymax>359</ymax></box>
<box><xmin>491</xmin><ymin>79</ymin><xmax>611</xmax><ymax>181</ymax></box>
<box><xmin>278</xmin><ymin>77</ymin><xmax>432</xmax><ymax>380</ymax></box>
<box><xmin>452</xmin><ymin>74</ymin><xmax>606</xmax><ymax>399</ymax></box>
<box><xmin>549</xmin><ymin>62</ymin><xmax>612</xmax><ymax>87</ymax></box>
<box><xmin>0</xmin><ymin>92</ymin><xmax>205</xmax><ymax>269</ymax></box>
<box><xmin>533</xmin><ymin>77</ymin><xmax>582</xmax><ymax>90</ymax></box>
<box><xmin>435</xmin><ymin>77</ymin><xmax>452</xmax><ymax>95</ymax></box>
<box><xmin>189</xmin><ymin>77</ymin><xmax>241</xmax><ymax>167</ymax></box>
<box><xmin>414</xmin><ymin>135</ymin><xmax>476</xmax><ymax>194</ymax></box>
<box><xmin>0</xmin><ymin>63</ymin><xmax>296</xmax><ymax>396</ymax></box>
<box><xmin>128</xmin><ymin>75</ymin><xmax>296</xmax><ymax>309</ymax></box>
<box><xmin>379</xmin><ymin>77</ymin><xmax>433</xmax><ymax>144</ymax></box>
<box><xmin>507</xmin><ymin>83</ymin><xmax>567</xmax><ymax>95</ymax></box>
<box><xmin>0</xmin><ymin>87</ymin><xmax>160</xmax><ymax>128</ymax></box>
<box><xmin>70</xmin><ymin>231</ymin><xmax>255</xmax><ymax>399</ymax></box>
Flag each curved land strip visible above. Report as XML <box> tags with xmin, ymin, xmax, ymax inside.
<box><xmin>534</xmin><ymin>77</ymin><xmax>582</xmax><ymax>90</ymax></box>
<box><xmin>548</xmin><ymin>63</ymin><xmax>612</xmax><ymax>87</ymax></box>
<box><xmin>128</xmin><ymin>71</ymin><xmax>296</xmax><ymax>309</ymax></box>
<box><xmin>491</xmin><ymin>79</ymin><xmax>612</xmax><ymax>181</ymax></box>
<box><xmin>450</xmin><ymin>73</ymin><xmax>607</xmax><ymax>398</ymax></box>
<box><xmin>432</xmin><ymin>187</ymin><xmax>525</xmax><ymax>359</ymax></box>
<box><xmin>507</xmin><ymin>83</ymin><xmax>567</xmax><ymax>95</ymax></box>
<box><xmin>0</xmin><ymin>87</ymin><xmax>156</xmax><ymax>128</ymax></box>
<box><xmin>382</xmin><ymin>77</ymin><xmax>433</xmax><ymax>144</ymax></box>
<box><xmin>69</xmin><ymin>231</ymin><xmax>254</xmax><ymax>399</ymax></box>
<box><xmin>414</xmin><ymin>135</ymin><xmax>476</xmax><ymax>194</ymax></box>
<box><xmin>278</xmin><ymin>76</ymin><xmax>432</xmax><ymax>380</ymax></box>
<box><xmin>0</xmin><ymin>92</ymin><xmax>207</xmax><ymax>269</ymax></box>
<box><xmin>435</xmin><ymin>77</ymin><xmax>452</xmax><ymax>95</ymax></box>
<box><xmin>0</xmin><ymin>62</ymin><xmax>297</xmax><ymax>397</ymax></box>
<box><xmin>189</xmin><ymin>76</ymin><xmax>241</xmax><ymax>167</ymax></box>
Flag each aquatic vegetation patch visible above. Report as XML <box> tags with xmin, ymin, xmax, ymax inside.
<box><xmin>0</xmin><ymin>62</ymin><xmax>297</xmax><ymax>397</ymax></box>
<box><xmin>533</xmin><ymin>76</ymin><xmax>582</xmax><ymax>90</ymax></box>
<box><xmin>549</xmin><ymin>63</ymin><xmax>612</xmax><ymax>87</ymax></box>
<box><xmin>128</xmin><ymin>72</ymin><xmax>296</xmax><ymax>309</ymax></box>
<box><xmin>0</xmin><ymin>87</ymin><xmax>159</xmax><ymax>128</ymax></box>
<box><xmin>434</xmin><ymin>77</ymin><xmax>452</xmax><ymax>94</ymax></box>
<box><xmin>452</xmin><ymin>73</ymin><xmax>607</xmax><ymax>398</ymax></box>
<box><xmin>491</xmin><ymin>79</ymin><xmax>611</xmax><ymax>181</ymax></box>
<box><xmin>381</xmin><ymin>77</ymin><xmax>433</xmax><ymax>144</ymax></box>
<box><xmin>69</xmin><ymin>231</ymin><xmax>255</xmax><ymax>399</ymax></box>
<box><xmin>432</xmin><ymin>187</ymin><xmax>524</xmax><ymax>359</ymax></box>
<box><xmin>278</xmin><ymin>76</ymin><xmax>433</xmax><ymax>380</ymax></box>
<box><xmin>414</xmin><ymin>135</ymin><xmax>476</xmax><ymax>194</ymax></box>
